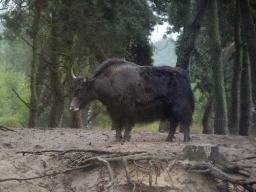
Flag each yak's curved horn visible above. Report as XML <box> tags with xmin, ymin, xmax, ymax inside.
<box><xmin>84</xmin><ymin>66</ymin><xmax>90</xmax><ymax>82</ymax></box>
<box><xmin>71</xmin><ymin>66</ymin><xmax>76</xmax><ymax>79</ymax></box>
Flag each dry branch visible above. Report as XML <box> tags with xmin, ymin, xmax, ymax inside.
<box><xmin>16</xmin><ymin>149</ymin><xmax>146</xmax><ymax>156</ymax></box>
<box><xmin>0</xmin><ymin>124</ymin><xmax>16</xmax><ymax>132</ymax></box>
<box><xmin>149</xmin><ymin>160</ymin><xmax>153</xmax><ymax>191</ymax></box>
<box><xmin>0</xmin><ymin>163</ymin><xmax>95</xmax><ymax>183</ymax></box>
<box><xmin>160</xmin><ymin>162</ymin><xmax>174</xmax><ymax>186</ymax></box>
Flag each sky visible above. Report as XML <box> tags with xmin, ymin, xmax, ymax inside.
<box><xmin>150</xmin><ymin>22</ymin><xmax>179</xmax><ymax>42</ymax></box>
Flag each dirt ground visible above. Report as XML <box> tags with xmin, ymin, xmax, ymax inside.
<box><xmin>0</xmin><ymin>128</ymin><xmax>256</xmax><ymax>192</ymax></box>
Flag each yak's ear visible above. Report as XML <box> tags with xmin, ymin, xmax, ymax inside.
<box><xmin>83</xmin><ymin>66</ymin><xmax>90</xmax><ymax>82</ymax></box>
<box><xmin>86</xmin><ymin>78</ymin><xmax>96</xmax><ymax>88</ymax></box>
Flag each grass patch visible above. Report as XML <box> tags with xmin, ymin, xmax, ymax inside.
<box><xmin>190</xmin><ymin>124</ymin><xmax>203</xmax><ymax>133</ymax></box>
<box><xmin>93</xmin><ymin>121</ymin><xmax>203</xmax><ymax>134</ymax></box>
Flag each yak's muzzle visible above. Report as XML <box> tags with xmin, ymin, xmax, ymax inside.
<box><xmin>70</xmin><ymin>97</ymin><xmax>80</xmax><ymax>111</ymax></box>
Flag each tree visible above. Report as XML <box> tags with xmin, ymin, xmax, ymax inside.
<box><xmin>202</xmin><ymin>94</ymin><xmax>214</xmax><ymax>134</ymax></box>
<box><xmin>229</xmin><ymin>0</ymin><xmax>243</xmax><ymax>134</ymax></box>
<box><xmin>239</xmin><ymin>46</ymin><xmax>252</xmax><ymax>136</ymax></box>
<box><xmin>175</xmin><ymin>0</ymin><xmax>208</xmax><ymax>69</ymax></box>
<box><xmin>27</xmin><ymin>0</ymin><xmax>43</xmax><ymax>128</ymax></box>
<box><xmin>47</xmin><ymin>11</ymin><xmax>65</xmax><ymax>128</ymax></box>
<box><xmin>1</xmin><ymin>0</ymin><xmax>54</xmax><ymax>128</ymax></box>
<box><xmin>206</xmin><ymin>0</ymin><xmax>228</xmax><ymax>135</ymax></box>
<box><xmin>240</xmin><ymin>0</ymin><xmax>256</xmax><ymax>103</ymax></box>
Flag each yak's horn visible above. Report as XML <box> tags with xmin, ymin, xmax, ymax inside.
<box><xmin>84</xmin><ymin>66</ymin><xmax>90</xmax><ymax>82</ymax></box>
<box><xmin>71</xmin><ymin>65</ymin><xmax>76</xmax><ymax>79</ymax></box>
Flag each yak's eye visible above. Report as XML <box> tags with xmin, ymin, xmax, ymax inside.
<box><xmin>75</xmin><ymin>89</ymin><xmax>81</xmax><ymax>94</ymax></box>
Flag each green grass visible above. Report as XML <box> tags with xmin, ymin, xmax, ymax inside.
<box><xmin>94</xmin><ymin>121</ymin><xmax>203</xmax><ymax>134</ymax></box>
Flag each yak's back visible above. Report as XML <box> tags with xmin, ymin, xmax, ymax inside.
<box><xmin>93</xmin><ymin>58</ymin><xmax>134</xmax><ymax>78</ymax></box>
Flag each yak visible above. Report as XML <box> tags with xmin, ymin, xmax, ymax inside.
<box><xmin>70</xmin><ymin>58</ymin><xmax>194</xmax><ymax>142</ymax></box>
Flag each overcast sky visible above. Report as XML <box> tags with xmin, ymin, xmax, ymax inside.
<box><xmin>150</xmin><ymin>22</ymin><xmax>179</xmax><ymax>42</ymax></box>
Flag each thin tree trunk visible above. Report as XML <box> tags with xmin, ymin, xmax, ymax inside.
<box><xmin>207</xmin><ymin>0</ymin><xmax>228</xmax><ymax>135</ymax></box>
<box><xmin>86</xmin><ymin>104</ymin><xmax>93</xmax><ymax>129</ymax></box>
<box><xmin>240</xmin><ymin>0</ymin><xmax>256</xmax><ymax>103</ymax></box>
<box><xmin>239</xmin><ymin>49</ymin><xmax>253</xmax><ymax>136</ymax></box>
<box><xmin>28</xmin><ymin>1</ymin><xmax>42</xmax><ymax>128</ymax></box>
<box><xmin>48</xmin><ymin>13</ymin><xmax>64</xmax><ymax>128</ymax></box>
<box><xmin>229</xmin><ymin>0</ymin><xmax>243</xmax><ymax>135</ymax></box>
<box><xmin>202</xmin><ymin>95</ymin><xmax>214</xmax><ymax>134</ymax></box>
<box><xmin>176</xmin><ymin>0</ymin><xmax>208</xmax><ymax>69</ymax></box>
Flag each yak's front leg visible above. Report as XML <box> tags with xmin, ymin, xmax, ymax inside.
<box><xmin>122</xmin><ymin>118</ymin><xmax>133</xmax><ymax>142</ymax></box>
<box><xmin>165</xmin><ymin>118</ymin><xmax>179</xmax><ymax>142</ymax></box>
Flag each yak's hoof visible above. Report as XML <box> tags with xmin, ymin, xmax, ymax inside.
<box><xmin>122</xmin><ymin>135</ymin><xmax>131</xmax><ymax>142</ymax></box>
<box><xmin>184</xmin><ymin>136</ymin><xmax>191</xmax><ymax>142</ymax></box>
<box><xmin>165</xmin><ymin>137</ymin><xmax>173</xmax><ymax>142</ymax></box>
<box><xmin>115</xmin><ymin>136</ymin><xmax>122</xmax><ymax>142</ymax></box>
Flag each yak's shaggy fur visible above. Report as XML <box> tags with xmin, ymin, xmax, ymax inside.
<box><xmin>70</xmin><ymin>58</ymin><xmax>194</xmax><ymax>142</ymax></box>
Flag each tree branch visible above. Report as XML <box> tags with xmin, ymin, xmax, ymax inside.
<box><xmin>16</xmin><ymin>149</ymin><xmax>147</xmax><ymax>156</ymax></box>
<box><xmin>11</xmin><ymin>89</ymin><xmax>31</xmax><ymax>110</ymax></box>
<box><xmin>20</xmin><ymin>36</ymin><xmax>33</xmax><ymax>48</ymax></box>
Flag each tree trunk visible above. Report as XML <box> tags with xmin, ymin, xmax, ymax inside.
<box><xmin>86</xmin><ymin>103</ymin><xmax>93</xmax><ymax>129</ymax></box>
<box><xmin>239</xmin><ymin>46</ymin><xmax>253</xmax><ymax>136</ymax></box>
<box><xmin>48</xmin><ymin>13</ymin><xmax>64</xmax><ymax>128</ymax></box>
<box><xmin>240</xmin><ymin>0</ymin><xmax>256</xmax><ymax>103</ymax></box>
<box><xmin>229</xmin><ymin>0</ymin><xmax>243</xmax><ymax>135</ymax></box>
<box><xmin>202</xmin><ymin>95</ymin><xmax>214</xmax><ymax>134</ymax></box>
<box><xmin>28</xmin><ymin>1</ymin><xmax>42</xmax><ymax>128</ymax></box>
<box><xmin>207</xmin><ymin>0</ymin><xmax>228</xmax><ymax>135</ymax></box>
<box><xmin>176</xmin><ymin>0</ymin><xmax>208</xmax><ymax>69</ymax></box>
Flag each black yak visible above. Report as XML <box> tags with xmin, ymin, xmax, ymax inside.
<box><xmin>70</xmin><ymin>58</ymin><xmax>194</xmax><ymax>142</ymax></box>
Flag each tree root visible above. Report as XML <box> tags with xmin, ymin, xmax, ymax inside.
<box><xmin>0</xmin><ymin>163</ymin><xmax>95</xmax><ymax>183</ymax></box>
<box><xmin>0</xmin><ymin>124</ymin><xmax>16</xmax><ymax>132</ymax></box>
<box><xmin>97</xmin><ymin>157</ymin><xmax>114</xmax><ymax>189</ymax></box>
<box><xmin>1</xmin><ymin>146</ymin><xmax>255</xmax><ymax>191</ymax></box>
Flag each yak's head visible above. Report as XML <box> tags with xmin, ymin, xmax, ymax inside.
<box><xmin>69</xmin><ymin>66</ymin><xmax>96</xmax><ymax>111</ymax></box>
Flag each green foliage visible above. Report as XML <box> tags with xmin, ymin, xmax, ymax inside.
<box><xmin>93</xmin><ymin>112</ymin><xmax>112</xmax><ymax>130</ymax></box>
<box><xmin>192</xmin><ymin>83</ymin><xmax>207</xmax><ymax>126</ymax></box>
<box><xmin>0</xmin><ymin>62</ymin><xmax>30</xmax><ymax>127</ymax></box>
<box><xmin>166</xmin><ymin>0</ymin><xmax>190</xmax><ymax>33</ymax></box>
<box><xmin>0</xmin><ymin>39</ymin><xmax>31</xmax><ymax>127</ymax></box>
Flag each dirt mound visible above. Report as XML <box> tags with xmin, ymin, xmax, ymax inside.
<box><xmin>0</xmin><ymin>128</ymin><xmax>256</xmax><ymax>191</ymax></box>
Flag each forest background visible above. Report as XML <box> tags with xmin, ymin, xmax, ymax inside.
<box><xmin>0</xmin><ymin>0</ymin><xmax>255</xmax><ymax>136</ymax></box>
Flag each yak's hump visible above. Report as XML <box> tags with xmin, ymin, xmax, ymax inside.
<box><xmin>93</xmin><ymin>58</ymin><xmax>127</xmax><ymax>77</ymax></box>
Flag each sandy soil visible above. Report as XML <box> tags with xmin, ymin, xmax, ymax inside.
<box><xmin>0</xmin><ymin>128</ymin><xmax>256</xmax><ymax>192</ymax></box>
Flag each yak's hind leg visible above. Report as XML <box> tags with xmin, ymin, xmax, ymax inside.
<box><xmin>165</xmin><ymin>118</ymin><xmax>179</xmax><ymax>142</ymax></box>
<box><xmin>112</xmin><ymin>119</ymin><xmax>124</xmax><ymax>142</ymax></box>
<box><xmin>172</xmin><ymin>104</ymin><xmax>192</xmax><ymax>142</ymax></box>
<box><xmin>182</xmin><ymin>121</ymin><xmax>190</xmax><ymax>142</ymax></box>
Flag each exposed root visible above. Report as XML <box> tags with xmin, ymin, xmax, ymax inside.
<box><xmin>2</xmin><ymin>146</ymin><xmax>255</xmax><ymax>191</ymax></box>
<box><xmin>97</xmin><ymin>157</ymin><xmax>114</xmax><ymax>189</ymax></box>
<box><xmin>122</xmin><ymin>157</ymin><xmax>133</xmax><ymax>185</ymax></box>
<box><xmin>0</xmin><ymin>163</ymin><xmax>95</xmax><ymax>183</ymax></box>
